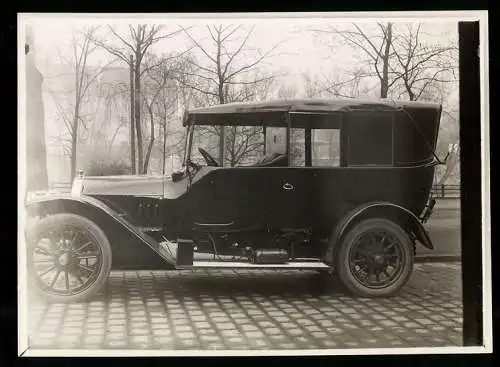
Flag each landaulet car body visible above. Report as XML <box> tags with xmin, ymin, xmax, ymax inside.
<box><xmin>24</xmin><ymin>98</ymin><xmax>442</xmax><ymax>302</ymax></box>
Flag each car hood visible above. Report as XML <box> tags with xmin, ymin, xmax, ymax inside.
<box><xmin>80</xmin><ymin>175</ymin><xmax>164</xmax><ymax>197</ymax></box>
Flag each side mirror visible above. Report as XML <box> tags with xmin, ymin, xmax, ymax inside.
<box><xmin>171</xmin><ymin>171</ymin><xmax>184</xmax><ymax>182</ymax></box>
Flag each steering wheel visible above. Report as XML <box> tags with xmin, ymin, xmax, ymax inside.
<box><xmin>198</xmin><ymin>147</ymin><xmax>219</xmax><ymax>167</ymax></box>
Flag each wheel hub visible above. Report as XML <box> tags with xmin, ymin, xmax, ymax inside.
<box><xmin>373</xmin><ymin>254</ymin><xmax>385</xmax><ymax>265</ymax></box>
<box><xmin>57</xmin><ymin>252</ymin><xmax>71</xmax><ymax>267</ymax></box>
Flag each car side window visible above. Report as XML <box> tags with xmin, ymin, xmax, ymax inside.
<box><xmin>290</xmin><ymin>128</ymin><xmax>305</xmax><ymax>167</ymax></box>
<box><xmin>311</xmin><ymin>129</ymin><xmax>341</xmax><ymax>167</ymax></box>
<box><xmin>265</xmin><ymin>127</ymin><xmax>287</xmax><ymax>156</ymax></box>
<box><xmin>226</xmin><ymin>126</ymin><xmax>266</xmax><ymax>167</ymax></box>
<box><xmin>265</xmin><ymin>127</ymin><xmax>305</xmax><ymax>167</ymax></box>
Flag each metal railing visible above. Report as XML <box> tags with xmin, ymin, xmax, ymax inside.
<box><xmin>431</xmin><ymin>184</ymin><xmax>461</xmax><ymax>199</ymax></box>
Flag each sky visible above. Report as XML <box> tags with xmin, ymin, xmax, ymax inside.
<box><xmin>26</xmin><ymin>15</ymin><xmax>459</xmax><ymax>86</ymax></box>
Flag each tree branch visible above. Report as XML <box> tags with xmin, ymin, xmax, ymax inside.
<box><xmin>108</xmin><ymin>25</ymin><xmax>136</xmax><ymax>54</ymax></box>
<box><xmin>181</xmin><ymin>26</ymin><xmax>217</xmax><ymax>65</ymax></box>
<box><xmin>87</xmin><ymin>36</ymin><xmax>130</xmax><ymax>65</ymax></box>
<box><xmin>221</xmin><ymin>25</ymin><xmax>255</xmax><ymax>79</ymax></box>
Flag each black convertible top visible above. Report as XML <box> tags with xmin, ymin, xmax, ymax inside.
<box><xmin>183</xmin><ymin>98</ymin><xmax>442</xmax><ymax>127</ymax></box>
<box><xmin>187</xmin><ymin>98</ymin><xmax>440</xmax><ymax>114</ymax></box>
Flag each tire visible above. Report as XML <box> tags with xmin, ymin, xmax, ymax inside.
<box><xmin>336</xmin><ymin>218</ymin><xmax>414</xmax><ymax>298</ymax></box>
<box><xmin>26</xmin><ymin>213</ymin><xmax>112</xmax><ymax>303</ymax></box>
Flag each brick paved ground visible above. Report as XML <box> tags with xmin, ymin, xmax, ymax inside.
<box><xmin>26</xmin><ymin>262</ymin><xmax>463</xmax><ymax>351</ymax></box>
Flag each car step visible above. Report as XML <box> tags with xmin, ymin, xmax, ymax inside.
<box><xmin>175</xmin><ymin>261</ymin><xmax>331</xmax><ymax>270</ymax></box>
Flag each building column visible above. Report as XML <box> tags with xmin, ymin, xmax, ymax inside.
<box><xmin>25</xmin><ymin>25</ymin><xmax>49</xmax><ymax>192</ymax></box>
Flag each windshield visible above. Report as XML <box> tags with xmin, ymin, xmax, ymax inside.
<box><xmin>182</xmin><ymin>124</ymin><xmax>193</xmax><ymax>167</ymax></box>
<box><xmin>185</xmin><ymin>125</ymin><xmax>221</xmax><ymax>166</ymax></box>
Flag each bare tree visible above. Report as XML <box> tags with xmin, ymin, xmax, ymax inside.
<box><xmin>222</xmin><ymin>126</ymin><xmax>264</xmax><ymax>167</ymax></box>
<box><xmin>433</xmin><ymin>105</ymin><xmax>460</xmax><ymax>185</ymax></box>
<box><xmin>87</xmin><ymin>24</ymin><xmax>184</xmax><ymax>174</ymax></box>
<box><xmin>302</xmin><ymin>73</ymin><xmax>325</xmax><ymax>99</ymax></box>
<box><xmin>49</xmin><ymin>27</ymin><xmax>116</xmax><ymax>181</ymax></box>
<box><xmin>319</xmin><ymin>69</ymin><xmax>372</xmax><ymax>99</ymax></box>
<box><xmin>438</xmin><ymin>143</ymin><xmax>460</xmax><ymax>185</ymax></box>
<box><xmin>312</xmin><ymin>22</ymin><xmax>458</xmax><ymax>102</ymax></box>
<box><xmin>390</xmin><ymin>24</ymin><xmax>458</xmax><ymax>101</ymax></box>
<box><xmin>313</xmin><ymin>23</ymin><xmax>396</xmax><ymax>98</ymax></box>
<box><xmin>85</xmin><ymin>79</ymin><xmax>130</xmax><ymax>159</ymax></box>
<box><xmin>179</xmin><ymin>25</ymin><xmax>282</xmax><ymax>165</ymax></box>
<box><xmin>141</xmin><ymin>54</ymin><xmax>183</xmax><ymax>174</ymax></box>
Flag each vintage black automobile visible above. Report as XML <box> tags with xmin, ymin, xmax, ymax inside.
<box><xmin>25</xmin><ymin>98</ymin><xmax>442</xmax><ymax>302</ymax></box>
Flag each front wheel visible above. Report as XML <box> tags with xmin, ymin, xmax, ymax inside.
<box><xmin>26</xmin><ymin>213</ymin><xmax>112</xmax><ymax>303</ymax></box>
<box><xmin>336</xmin><ymin>218</ymin><xmax>414</xmax><ymax>298</ymax></box>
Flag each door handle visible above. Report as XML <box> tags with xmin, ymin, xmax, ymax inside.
<box><xmin>283</xmin><ymin>182</ymin><xmax>294</xmax><ymax>191</ymax></box>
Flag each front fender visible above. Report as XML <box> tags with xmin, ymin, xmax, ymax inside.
<box><xmin>325</xmin><ymin>201</ymin><xmax>434</xmax><ymax>265</ymax></box>
<box><xmin>25</xmin><ymin>194</ymin><xmax>176</xmax><ymax>266</ymax></box>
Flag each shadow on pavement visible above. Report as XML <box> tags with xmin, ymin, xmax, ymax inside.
<box><xmin>93</xmin><ymin>270</ymin><xmax>349</xmax><ymax>301</ymax></box>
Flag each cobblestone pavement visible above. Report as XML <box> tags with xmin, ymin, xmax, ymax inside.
<box><xmin>26</xmin><ymin>262</ymin><xmax>463</xmax><ymax>351</ymax></box>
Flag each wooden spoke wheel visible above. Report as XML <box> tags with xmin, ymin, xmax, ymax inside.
<box><xmin>337</xmin><ymin>218</ymin><xmax>414</xmax><ymax>298</ymax></box>
<box><xmin>27</xmin><ymin>214</ymin><xmax>112</xmax><ymax>303</ymax></box>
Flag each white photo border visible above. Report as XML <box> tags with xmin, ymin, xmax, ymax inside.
<box><xmin>17</xmin><ymin>10</ymin><xmax>491</xmax><ymax>357</ymax></box>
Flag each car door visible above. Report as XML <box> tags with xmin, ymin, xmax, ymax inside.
<box><xmin>267</xmin><ymin>167</ymin><xmax>311</xmax><ymax>230</ymax></box>
<box><xmin>263</xmin><ymin>126</ymin><xmax>311</xmax><ymax>231</ymax></box>
<box><xmin>207</xmin><ymin>166</ymin><xmax>309</xmax><ymax>232</ymax></box>
<box><xmin>187</xmin><ymin>124</ymin><xmax>286</xmax><ymax>230</ymax></box>
<box><xmin>185</xmin><ymin>167</ymin><xmax>271</xmax><ymax>230</ymax></box>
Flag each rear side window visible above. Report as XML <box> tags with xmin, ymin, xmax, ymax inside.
<box><xmin>311</xmin><ymin>129</ymin><xmax>340</xmax><ymax>167</ymax></box>
<box><xmin>347</xmin><ymin>112</ymin><xmax>393</xmax><ymax>166</ymax></box>
<box><xmin>265</xmin><ymin>127</ymin><xmax>287</xmax><ymax>156</ymax></box>
<box><xmin>290</xmin><ymin>128</ymin><xmax>305</xmax><ymax>167</ymax></box>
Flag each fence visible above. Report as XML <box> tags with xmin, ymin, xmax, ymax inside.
<box><xmin>431</xmin><ymin>184</ymin><xmax>461</xmax><ymax>199</ymax></box>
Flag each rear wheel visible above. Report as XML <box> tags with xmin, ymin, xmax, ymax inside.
<box><xmin>336</xmin><ymin>218</ymin><xmax>414</xmax><ymax>298</ymax></box>
<box><xmin>26</xmin><ymin>213</ymin><xmax>112</xmax><ymax>303</ymax></box>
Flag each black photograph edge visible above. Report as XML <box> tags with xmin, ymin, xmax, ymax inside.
<box><xmin>1</xmin><ymin>10</ymin><xmax>494</xmax><ymax>364</ymax></box>
<box><xmin>458</xmin><ymin>20</ymin><xmax>485</xmax><ymax>348</ymax></box>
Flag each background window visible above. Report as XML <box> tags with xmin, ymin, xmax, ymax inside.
<box><xmin>311</xmin><ymin>129</ymin><xmax>340</xmax><ymax>167</ymax></box>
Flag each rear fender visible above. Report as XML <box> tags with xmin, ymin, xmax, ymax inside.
<box><xmin>25</xmin><ymin>195</ymin><xmax>176</xmax><ymax>266</ymax></box>
<box><xmin>324</xmin><ymin>201</ymin><xmax>434</xmax><ymax>265</ymax></box>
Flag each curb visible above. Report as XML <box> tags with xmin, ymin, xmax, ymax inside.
<box><xmin>415</xmin><ymin>254</ymin><xmax>461</xmax><ymax>263</ymax></box>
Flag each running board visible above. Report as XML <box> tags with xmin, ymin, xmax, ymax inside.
<box><xmin>175</xmin><ymin>261</ymin><xmax>331</xmax><ymax>270</ymax></box>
